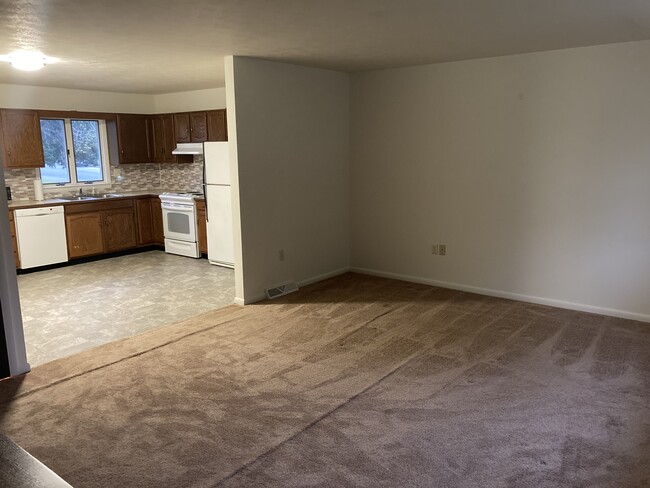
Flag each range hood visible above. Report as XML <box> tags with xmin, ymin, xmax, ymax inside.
<box><xmin>172</xmin><ymin>143</ymin><xmax>203</xmax><ymax>155</ymax></box>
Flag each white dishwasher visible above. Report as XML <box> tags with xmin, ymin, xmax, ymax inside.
<box><xmin>14</xmin><ymin>206</ymin><xmax>69</xmax><ymax>269</ymax></box>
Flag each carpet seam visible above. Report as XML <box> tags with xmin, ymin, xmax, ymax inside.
<box><xmin>0</xmin><ymin>313</ymin><xmax>250</xmax><ymax>404</ymax></box>
<box><xmin>212</xmin><ymin>350</ymin><xmax>423</xmax><ymax>487</ymax></box>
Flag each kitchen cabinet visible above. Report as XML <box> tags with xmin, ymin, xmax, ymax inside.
<box><xmin>151</xmin><ymin>114</ymin><xmax>192</xmax><ymax>164</ymax></box>
<box><xmin>151</xmin><ymin>197</ymin><xmax>164</xmax><ymax>245</ymax></box>
<box><xmin>8</xmin><ymin>210</ymin><xmax>20</xmax><ymax>268</ymax></box>
<box><xmin>66</xmin><ymin>213</ymin><xmax>104</xmax><ymax>258</ymax></box>
<box><xmin>173</xmin><ymin>113</ymin><xmax>191</xmax><ymax>143</ymax></box>
<box><xmin>196</xmin><ymin>199</ymin><xmax>207</xmax><ymax>254</ymax></box>
<box><xmin>0</xmin><ymin>109</ymin><xmax>45</xmax><ymax>168</ymax></box>
<box><xmin>65</xmin><ymin>199</ymin><xmax>137</xmax><ymax>258</ymax></box>
<box><xmin>174</xmin><ymin>111</ymin><xmax>209</xmax><ymax>143</ymax></box>
<box><xmin>112</xmin><ymin>114</ymin><xmax>151</xmax><ymax>164</ymax></box>
<box><xmin>207</xmin><ymin>109</ymin><xmax>227</xmax><ymax>141</ymax></box>
<box><xmin>103</xmin><ymin>207</ymin><xmax>137</xmax><ymax>252</ymax></box>
<box><xmin>150</xmin><ymin>115</ymin><xmax>169</xmax><ymax>163</ymax></box>
<box><xmin>135</xmin><ymin>197</ymin><xmax>154</xmax><ymax>245</ymax></box>
<box><xmin>189</xmin><ymin>112</ymin><xmax>208</xmax><ymax>142</ymax></box>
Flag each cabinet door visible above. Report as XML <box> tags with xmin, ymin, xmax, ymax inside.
<box><xmin>151</xmin><ymin>197</ymin><xmax>164</xmax><ymax>245</ymax></box>
<box><xmin>9</xmin><ymin>211</ymin><xmax>20</xmax><ymax>268</ymax></box>
<box><xmin>151</xmin><ymin>116</ymin><xmax>166</xmax><ymax>163</ymax></box>
<box><xmin>190</xmin><ymin>112</ymin><xmax>208</xmax><ymax>142</ymax></box>
<box><xmin>196</xmin><ymin>201</ymin><xmax>207</xmax><ymax>254</ymax></box>
<box><xmin>135</xmin><ymin>198</ymin><xmax>154</xmax><ymax>245</ymax></box>
<box><xmin>116</xmin><ymin>114</ymin><xmax>151</xmax><ymax>164</ymax></box>
<box><xmin>66</xmin><ymin>213</ymin><xmax>104</xmax><ymax>258</ymax></box>
<box><xmin>103</xmin><ymin>207</ymin><xmax>137</xmax><ymax>252</ymax></box>
<box><xmin>207</xmin><ymin>109</ymin><xmax>227</xmax><ymax>141</ymax></box>
<box><xmin>160</xmin><ymin>114</ymin><xmax>178</xmax><ymax>162</ymax></box>
<box><xmin>1</xmin><ymin>109</ymin><xmax>45</xmax><ymax>168</ymax></box>
<box><xmin>174</xmin><ymin>113</ymin><xmax>191</xmax><ymax>143</ymax></box>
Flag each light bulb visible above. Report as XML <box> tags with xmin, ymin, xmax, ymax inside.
<box><xmin>11</xmin><ymin>51</ymin><xmax>45</xmax><ymax>71</ymax></box>
<box><xmin>0</xmin><ymin>50</ymin><xmax>58</xmax><ymax>71</ymax></box>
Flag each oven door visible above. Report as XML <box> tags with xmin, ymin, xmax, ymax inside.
<box><xmin>162</xmin><ymin>202</ymin><xmax>197</xmax><ymax>242</ymax></box>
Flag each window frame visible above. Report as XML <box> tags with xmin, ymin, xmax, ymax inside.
<box><xmin>40</xmin><ymin>117</ymin><xmax>112</xmax><ymax>190</ymax></box>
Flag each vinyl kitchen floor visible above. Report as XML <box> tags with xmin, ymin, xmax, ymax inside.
<box><xmin>17</xmin><ymin>250</ymin><xmax>235</xmax><ymax>367</ymax></box>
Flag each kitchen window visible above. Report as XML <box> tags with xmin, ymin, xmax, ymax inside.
<box><xmin>39</xmin><ymin>118</ymin><xmax>111</xmax><ymax>187</ymax></box>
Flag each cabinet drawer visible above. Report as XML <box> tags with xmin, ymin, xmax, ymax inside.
<box><xmin>64</xmin><ymin>198</ymin><xmax>134</xmax><ymax>214</ymax></box>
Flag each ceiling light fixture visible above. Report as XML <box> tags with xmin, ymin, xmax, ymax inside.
<box><xmin>0</xmin><ymin>50</ymin><xmax>59</xmax><ymax>71</ymax></box>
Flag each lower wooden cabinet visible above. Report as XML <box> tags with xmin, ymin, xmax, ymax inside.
<box><xmin>135</xmin><ymin>197</ymin><xmax>154</xmax><ymax>245</ymax></box>
<box><xmin>134</xmin><ymin>196</ymin><xmax>165</xmax><ymax>246</ymax></box>
<box><xmin>66</xmin><ymin>213</ymin><xmax>104</xmax><ymax>258</ymax></box>
<box><xmin>65</xmin><ymin>199</ymin><xmax>137</xmax><ymax>258</ymax></box>
<box><xmin>8</xmin><ymin>210</ymin><xmax>20</xmax><ymax>268</ymax></box>
<box><xmin>196</xmin><ymin>199</ymin><xmax>207</xmax><ymax>254</ymax></box>
<box><xmin>151</xmin><ymin>197</ymin><xmax>164</xmax><ymax>245</ymax></box>
<box><xmin>20</xmin><ymin>195</ymin><xmax>164</xmax><ymax>264</ymax></box>
<box><xmin>103</xmin><ymin>207</ymin><xmax>137</xmax><ymax>252</ymax></box>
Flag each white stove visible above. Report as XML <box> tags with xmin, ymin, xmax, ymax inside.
<box><xmin>159</xmin><ymin>192</ymin><xmax>203</xmax><ymax>258</ymax></box>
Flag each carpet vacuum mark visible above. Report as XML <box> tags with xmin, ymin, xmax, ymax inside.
<box><xmin>0</xmin><ymin>273</ymin><xmax>648</xmax><ymax>487</ymax></box>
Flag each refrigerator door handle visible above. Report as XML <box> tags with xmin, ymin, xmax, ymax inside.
<box><xmin>203</xmin><ymin>184</ymin><xmax>209</xmax><ymax>222</ymax></box>
<box><xmin>202</xmin><ymin>143</ymin><xmax>209</xmax><ymax>223</ymax></box>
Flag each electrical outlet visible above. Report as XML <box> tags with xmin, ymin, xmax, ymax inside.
<box><xmin>278</xmin><ymin>249</ymin><xmax>285</xmax><ymax>261</ymax></box>
<box><xmin>439</xmin><ymin>244</ymin><xmax>446</xmax><ymax>256</ymax></box>
<box><xmin>431</xmin><ymin>244</ymin><xmax>439</xmax><ymax>255</ymax></box>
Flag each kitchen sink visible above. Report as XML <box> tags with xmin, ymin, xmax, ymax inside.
<box><xmin>59</xmin><ymin>195</ymin><xmax>98</xmax><ymax>201</ymax></box>
<box><xmin>100</xmin><ymin>193</ymin><xmax>125</xmax><ymax>198</ymax></box>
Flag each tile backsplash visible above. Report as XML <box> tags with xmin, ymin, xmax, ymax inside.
<box><xmin>3</xmin><ymin>156</ymin><xmax>204</xmax><ymax>200</ymax></box>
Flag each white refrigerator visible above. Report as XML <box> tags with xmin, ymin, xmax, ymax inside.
<box><xmin>203</xmin><ymin>141</ymin><xmax>234</xmax><ymax>268</ymax></box>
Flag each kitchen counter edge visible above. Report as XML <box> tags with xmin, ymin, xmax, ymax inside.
<box><xmin>8</xmin><ymin>191</ymin><xmax>204</xmax><ymax>210</ymax></box>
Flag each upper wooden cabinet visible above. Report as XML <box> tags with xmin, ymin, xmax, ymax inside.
<box><xmin>0</xmin><ymin>109</ymin><xmax>45</xmax><ymax>168</ymax></box>
<box><xmin>0</xmin><ymin>107</ymin><xmax>226</xmax><ymax>167</ymax></box>
<box><xmin>151</xmin><ymin>114</ymin><xmax>176</xmax><ymax>163</ymax></box>
<box><xmin>173</xmin><ymin>110</ymin><xmax>227</xmax><ymax>144</ymax></box>
<box><xmin>189</xmin><ymin>112</ymin><xmax>208</xmax><ymax>142</ymax></box>
<box><xmin>174</xmin><ymin>111</ymin><xmax>207</xmax><ymax>143</ymax></box>
<box><xmin>113</xmin><ymin>114</ymin><xmax>151</xmax><ymax>164</ymax></box>
<box><xmin>151</xmin><ymin>114</ymin><xmax>192</xmax><ymax>164</ymax></box>
<box><xmin>207</xmin><ymin>109</ymin><xmax>227</xmax><ymax>141</ymax></box>
<box><xmin>173</xmin><ymin>113</ymin><xmax>191</xmax><ymax>143</ymax></box>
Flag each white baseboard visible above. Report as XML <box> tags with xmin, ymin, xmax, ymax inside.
<box><xmin>297</xmin><ymin>267</ymin><xmax>351</xmax><ymax>288</ymax></box>
<box><xmin>238</xmin><ymin>267</ymin><xmax>352</xmax><ymax>306</ymax></box>
<box><xmin>233</xmin><ymin>297</ymin><xmax>246</xmax><ymax>306</ymax></box>
<box><xmin>351</xmin><ymin>267</ymin><xmax>650</xmax><ymax>324</ymax></box>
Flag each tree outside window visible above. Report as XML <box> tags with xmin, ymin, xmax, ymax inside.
<box><xmin>40</xmin><ymin>118</ymin><xmax>110</xmax><ymax>186</ymax></box>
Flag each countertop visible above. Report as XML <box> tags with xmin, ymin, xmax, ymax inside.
<box><xmin>8</xmin><ymin>190</ymin><xmax>204</xmax><ymax>210</ymax></box>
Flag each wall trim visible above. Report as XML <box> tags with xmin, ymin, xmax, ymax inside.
<box><xmin>351</xmin><ymin>267</ymin><xmax>650</xmax><ymax>324</ymax></box>
<box><xmin>240</xmin><ymin>267</ymin><xmax>352</xmax><ymax>306</ymax></box>
<box><xmin>297</xmin><ymin>267</ymin><xmax>351</xmax><ymax>288</ymax></box>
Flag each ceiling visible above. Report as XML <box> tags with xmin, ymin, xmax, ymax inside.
<box><xmin>1</xmin><ymin>0</ymin><xmax>650</xmax><ymax>94</ymax></box>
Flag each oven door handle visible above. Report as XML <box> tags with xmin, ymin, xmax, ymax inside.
<box><xmin>161</xmin><ymin>202</ymin><xmax>195</xmax><ymax>212</ymax></box>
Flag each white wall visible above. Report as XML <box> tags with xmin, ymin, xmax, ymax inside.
<box><xmin>350</xmin><ymin>41</ymin><xmax>650</xmax><ymax>321</ymax></box>
<box><xmin>228</xmin><ymin>57</ymin><xmax>350</xmax><ymax>303</ymax></box>
<box><xmin>0</xmin><ymin>84</ymin><xmax>155</xmax><ymax>113</ymax></box>
<box><xmin>153</xmin><ymin>87</ymin><xmax>226</xmax><ymax>113</ymax></box>
<box><xmin>0</xmin><ymin>84</ymin><xmax>225</xmax><ymax>114</ymax></box>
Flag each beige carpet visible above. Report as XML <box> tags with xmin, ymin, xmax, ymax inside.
<box><xmin>0</xmin><ymin>273</ymin><xmax>648</xmax><ymax>487</ymax></box>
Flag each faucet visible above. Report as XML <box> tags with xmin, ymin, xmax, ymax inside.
<box><xmin>78</xmin><ymin>188</ymin><xmax>84</xmax><ymax>196</ymax></box>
